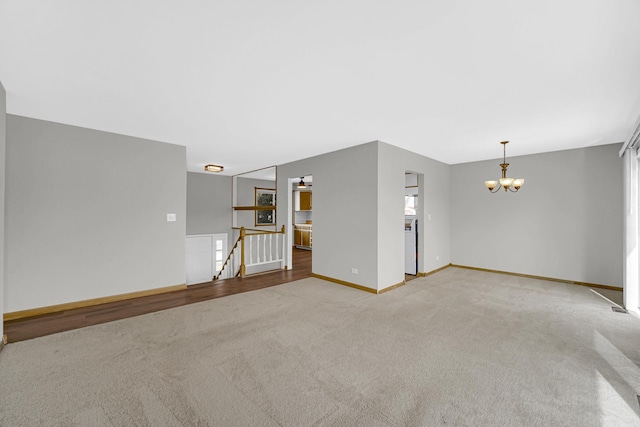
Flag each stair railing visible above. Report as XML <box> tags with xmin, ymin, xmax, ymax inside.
<box><xmin>212</xmin><ymin>231</ymin><xmax>243</xmax><ymax>280</ymax></box>
<box><xmin>212</xmin><ymin>225</ymin><xmax>285</xmax><ymax>281</ymax></box>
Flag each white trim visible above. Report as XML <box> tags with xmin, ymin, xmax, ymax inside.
<box><xmin>619</xmin><ymin>114</ymin><xmax>640</xmax><ymax>156</ymax></box>
<box><xmin>622</xmin><ymin>151</ymin><xmax>640</xmax><ymax>313</ymax></box>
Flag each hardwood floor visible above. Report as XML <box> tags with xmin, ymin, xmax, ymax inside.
<box><xmin>4</xmin><ymin>248</ymin><xmax>312</xmax><ymax>343</ymax></box>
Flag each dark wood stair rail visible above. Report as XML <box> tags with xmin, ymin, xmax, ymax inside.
<box><xmin>213</xmin><ymin>229</ymin><xmax>244</xmax><ymax>280</ymax></box>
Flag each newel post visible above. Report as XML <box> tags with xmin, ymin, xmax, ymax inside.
<box><xmin>280</xmin><ymin>224</ymin><xmax>287</xmax><ymax>270</ymax></box>
<box><xmin>240</xmin><ymin>227</ymin><xmax>246</xmax><ymax>278</ymax></box>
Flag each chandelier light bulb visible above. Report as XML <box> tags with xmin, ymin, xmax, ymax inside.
<box><xmin>484</xmin><ymin>141</ymin><xmax>524</xmax><ymax>193</ymax></box>
<box><xmin>485</xmin><ymin>180</ymin><xmax>498</xmax><ymax>191</ymax></box>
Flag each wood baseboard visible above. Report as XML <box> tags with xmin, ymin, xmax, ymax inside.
<box><xmin>4</xmin><ymin>283</ymin><xmax>187</xmax><ymax>321</ymax></box>
<box><xmin>311</xmin><ymin>273</ymin><xmax>404</xmax><ymax>295</ymax></box>
<box><xmin>418</xmin><ymin>264</ymin><xmax>452</xmax><ymax>277</ymax></box>
<box><xmin>449</xmin><ymin>264</ymin><xmax>623</xmax><ymax>291</ymax></box>
<box><xmin>312</xmin><ymin>273</ymin><xmax>378</xmax><ymax>294</ymax></box>
<box><xmin>379</xmin><ymin>280</ymin><xmax>406</xmax><ymax>294</ymax></box>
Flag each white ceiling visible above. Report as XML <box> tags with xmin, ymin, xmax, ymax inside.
<box><xmin>1</xmin><ymin>1</ymin><xmax>640</xmax><ymax>175</ymax></box>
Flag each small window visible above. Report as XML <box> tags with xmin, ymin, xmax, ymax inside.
<box><xmin>214</xmin><ymin>234</ymin><xmax>227</xmax><ymax>274</ymax></box>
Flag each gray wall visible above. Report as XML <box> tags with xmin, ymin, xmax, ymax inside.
<box><xmin>5</xmin><ymin>115</ymin><xmax>187</xmax><ymax>312</ymax></box>
<box><xmin>278</xmin><ymin>143</ymin><xmax>380</xmax><ymax>288</ymax></box>
<box><xmin>0</xmin><ymin>83</ymin><xmax>5</xmax><ymax>336</ymax></box>
<box><xmin>451</xmin><ymin>143</ymin><xmax>623</xmax><ymax>287</ymax></box>
<box><xmin>277</xmin><ymin>141</ymin><xmax>451</xmax><ymax>291</ymax></box>
<box><xmin>186</xmin><ymin>172</ymin><xmax>232</xmax><ymax>236</ymax></box>
<box><xmin>378</xmin><ymin>142</ymin><xmax>451</xmax><ymax>285</ymax></box>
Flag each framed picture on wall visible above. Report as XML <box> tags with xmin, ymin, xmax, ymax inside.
<box><xmin>255</xmin><ymin>187</ymin><xmax>276</xmax><ymax>226</ymax></box>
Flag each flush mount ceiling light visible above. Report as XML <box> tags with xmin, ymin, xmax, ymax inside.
<box><xmin>297</xmin><ymin>177</ymin><xmax>307</xmax><ymax>189</ymax></box>
<box><xmin>204</xmin><ymin>164</ymin><xmax>224</xmax><ymax>173</ymax></box>
<box><xmin>484</xmin><ymin>141</ymin><xmax>525</xmax><ymax>193</ymax></box>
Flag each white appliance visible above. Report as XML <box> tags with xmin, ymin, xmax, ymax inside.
<box><xmin>405</xmin><ymin>218</ymin><xmax>418</xmax><ymax>275</ymax></box>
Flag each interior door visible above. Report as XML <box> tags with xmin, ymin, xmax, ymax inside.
<box><xmin>186</xmin><ymin>234</ymin><xmax>228</xmax><ymax>285</ymax></box>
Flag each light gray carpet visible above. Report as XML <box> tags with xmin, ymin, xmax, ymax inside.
<box><xmin>1</xmin><ymin>267</ymin><xmax>640</xmax><ymax>426</ymax></box>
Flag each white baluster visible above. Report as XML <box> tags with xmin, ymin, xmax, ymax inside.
<box><xmin>260</xmin><ymin>234</ymin><xmax>264</xmax><ymax>263</ymax></box>
<box><xmin>263</xmin><ymin>234</ymin><xmax>266</xmax><ymax>263</ymax></box>
<box><xmin>252</xmin><ymin>234</ymin><xmax>256</xmax><ymax>264</ymax></box>
<box><xmin>264</xmin><ymin>234</ymin><xmax>268</xmax><ymax>262</ymax></box>
<box><xmin>251</xmin><ymin>235</ymin><xmax>256</xmax><ymax>264</ymax></box>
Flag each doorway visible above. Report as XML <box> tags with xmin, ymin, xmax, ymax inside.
<box><xmin>292</xmin><ymin>175</ymin><xmax>313</xmax><ymax>250</ymax></box>
<box><xmin>287</xmin><ymin>175</ymin><xmax>313</xmax><ymax>273</ymax></box>
<box><xmin>405</xmin><ymin>172</ymin><xmax>420</xmax><ymax>281</ymax></box>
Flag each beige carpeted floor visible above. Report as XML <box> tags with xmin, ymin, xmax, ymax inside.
<box><xmin>1</xmin><ymin>267</ymin><xmax>640</xmax><ymax>426</ymax></box>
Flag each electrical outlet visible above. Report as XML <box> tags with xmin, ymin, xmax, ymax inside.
<box><xmin>351</xmin><ymin>268</ymin><xmax>358</xmax><ymax>274</ymax></box>
<box><xmin>167</xmin><ymin>213</ymin><xmax>176</xmax><ymax>222</ymax></box>
<box><xmin>435</xmin><ymin>256</ymin><xmax>440</xmax><ymax>261</ymax></box>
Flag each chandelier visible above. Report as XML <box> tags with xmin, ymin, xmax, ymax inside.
<box><xmin>484</xmin><ymin>141</ymin><xmax>524</xmax><ymax>193</ymax></box>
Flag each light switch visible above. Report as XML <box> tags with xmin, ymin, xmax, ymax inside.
<box><xmin>167</xmin><ymin>213</ymin><xmax>176</xmax><ymax>222</ymax></box>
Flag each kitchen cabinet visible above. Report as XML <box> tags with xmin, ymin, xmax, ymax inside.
<box><xmin>295</xmin><ymin>191</ymin><xmax>312</xmax><ymax>211</ymax></box>
<box><xmin>301</xmin><ymin>229</ymin><xmax>311</xmax><ymax>247</ymax></box>
<box><xmin>300</xmin><ymin>191</ymin><xmax>312</xmax><ymax>211</ymax></box>
<box><xmin>293</xmin><ymin>224</ymin><xmax>312</xmax><ymax>249</ymax></box>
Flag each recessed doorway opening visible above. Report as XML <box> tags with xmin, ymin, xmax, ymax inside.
<box><xmin>293</xmin><ymin>175</ymin><xmax>313</xmax><ymax>251</ymax></box>
<box><xmin>405</xmin><ymin>172</ymin><xmax>420</xmax><ymax>281</ymax></box>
